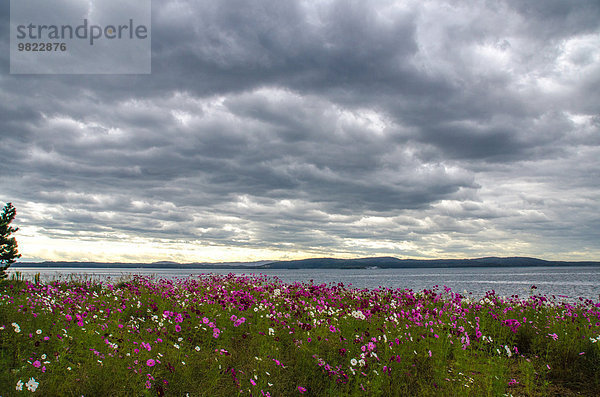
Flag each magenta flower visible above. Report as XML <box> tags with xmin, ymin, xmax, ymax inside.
<box><xmin>146</xmin><ymin>359</ymin><xmax>156</xmax><ymax>367</ymax></box>
<box><xmin>175</xmin><ymin>324</ymin><xmax>181</xmax><ymax>332</ymax></box>
<box><xmin>32</xmin><ymin>360</ymin><xmax>41</xmax><ymax>368</ymax></box>
<box><xmin>298</xmin><ymin>386</ymin><xmax>306</xmax><ymax>394</ymax></box>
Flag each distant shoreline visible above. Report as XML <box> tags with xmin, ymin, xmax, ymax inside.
<box><xmin>13</xmin><ymin>256</ymin><xmax>600</xmax><ymax>270</ymax></box>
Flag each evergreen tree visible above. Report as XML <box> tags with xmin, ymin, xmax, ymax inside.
<box><xmin>0</xmin><ymin>203</ymin><xmax>21</xmax><ymax>279</ymax></box>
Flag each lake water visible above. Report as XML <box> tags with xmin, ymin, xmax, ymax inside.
<box><xmin>10</xmin><ymin>266</ymin><xmax>600</xmax><ymax>301</ymax></box>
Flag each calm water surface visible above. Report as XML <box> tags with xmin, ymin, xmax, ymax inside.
<box><xmin>10</xmin><ymin>266</ymin><xmax>600</xmax><ymax>300</ymax></box>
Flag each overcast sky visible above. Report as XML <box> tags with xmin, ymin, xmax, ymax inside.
<box><xmin>1</xmin><ymin>0</ymin><xmax>599</xmax><ymax>262</ymax></box>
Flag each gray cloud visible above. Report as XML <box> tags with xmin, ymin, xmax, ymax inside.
<box><xmin>1</xmin><ymin>0</ymin><xmax>599</xmax><ymax>261</ymax></box>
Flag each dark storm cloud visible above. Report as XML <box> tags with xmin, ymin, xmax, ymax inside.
<box><xmin>1</xmin><ymin>0</ymin><xmax>599</xmax><ymax>260</ymax></box>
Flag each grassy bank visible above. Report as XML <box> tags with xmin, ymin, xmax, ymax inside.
<box><xmin>1</xmin><ymin>274</ymin><xmax>599</xmax><ymax>396</ymax></box>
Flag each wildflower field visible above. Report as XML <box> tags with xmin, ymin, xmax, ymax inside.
<box><xmin>1</xmin><ymin>274</ymin><xmax>599</xmax><ymax>396</ymax></box>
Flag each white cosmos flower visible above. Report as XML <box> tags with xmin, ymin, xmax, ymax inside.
<box><xmin>16</xmin><ymin>379</ymin><xmax>23</xmax><ymax>391</ymax></box>
<box><xmin>350</xmin><ymin>358</ymin><xmax>358</xmax><ymax>366</ymax></box>
<box><xmin>26</xmin><ymin>377</ymin><xmax>39</xmax><ymax>392</ymax></box>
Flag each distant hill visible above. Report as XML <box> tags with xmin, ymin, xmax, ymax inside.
<box><xmin>260</xmin><ymin>256</ymin><xmax>600</xmax><ymax>269</ymax></box>
<box><xmin>13</xmin><ymin>256</ymin><xmax>600</xmax><ymax>270</ymax></box>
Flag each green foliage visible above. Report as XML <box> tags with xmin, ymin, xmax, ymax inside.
<box><xmin>0</xmin><ymin>203</ymin><xmax>21</xmax><ymax>279</ymax></box>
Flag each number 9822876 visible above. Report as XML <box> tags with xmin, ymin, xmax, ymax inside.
<box><xmin>17</xmin><ymin>42</ymin><xmax>67</xmax><ymax>52</ymax></box>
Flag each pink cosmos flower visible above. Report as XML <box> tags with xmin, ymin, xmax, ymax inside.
<box><xmin>298</xmin><ymin>386</ymin><xmax>306</xmax><ymax>394</ymax></box>
<box><xmin>146</xmin><ymin>359</ymin><xmax>156</xmax><ymax>367</ymax></box>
